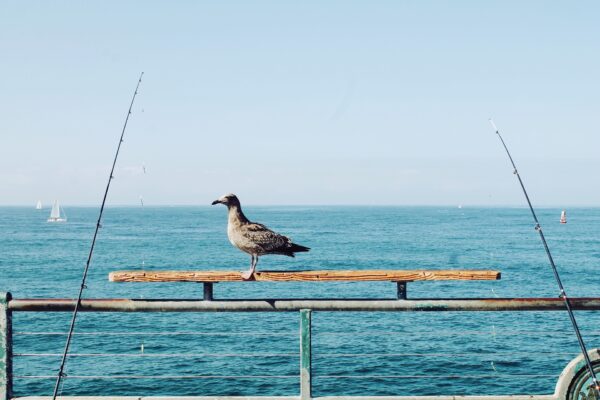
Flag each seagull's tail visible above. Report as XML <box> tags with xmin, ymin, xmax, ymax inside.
<box><xmin>289</xmin><ymin>243</ymin><xmax>310</xmax><ymax>253</ymax></box>
<box><xmin>277</xmin><ymin>243</ymin><xmax>310</xmax><ymax>257</ymax></box>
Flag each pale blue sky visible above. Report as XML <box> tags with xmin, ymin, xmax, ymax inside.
<box><xmin>1</xmin><ymin>1</ymin><xmax>599</xmax><ymax>206</ymax></box>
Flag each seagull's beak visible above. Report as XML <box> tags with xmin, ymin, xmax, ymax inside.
<box><xmin>211</xmin><ymin>199</ymin><xmax>221</xmax><ymax>205</ymax></box>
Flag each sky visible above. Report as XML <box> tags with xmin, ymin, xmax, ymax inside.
<box><xmin>1</xmin><ymin>1</ymin><xmax>599</xmax><ymax>206</ymax></box>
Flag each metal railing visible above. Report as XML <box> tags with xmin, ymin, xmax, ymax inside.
<box><xmin>3</xmin><ymin>291</ymin><xmax>600</xmax><ymax>400</ymax></box>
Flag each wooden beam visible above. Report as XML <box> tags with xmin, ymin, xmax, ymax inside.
<box><xmin>109</xmin><ymin>270</ymin><xmax>500</xmax><ymax>283</ymax></box>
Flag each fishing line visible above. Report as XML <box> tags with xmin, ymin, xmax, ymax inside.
<box><xmin>139</xmin><ymin>163</ymin><xmax>147</xmax><ymax>266</ymax></box>
<box><xmin>51</xmin><ymin>72</ymin><xmax>144</xmax><ymax>400</ymax></box>
<box><xmin>489</xmin><ymin>118</ymin><xmax>600</xmax><ymax>395</ymax></box>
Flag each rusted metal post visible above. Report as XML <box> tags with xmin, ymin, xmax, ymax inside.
<box><xmin>397</xmin><ymin>282</ymin><xmax>407</xmax><ymax>299</ymax></box>
<box><xmin>203</xmin><ymin>283</ymin><xmax>214</xmax><ymax>301</ymax></box>
<box><xmin>0</xmin><ymin>292</ymin><xmax>12</xmax><ymax>400</ymax></box>
<box><xmin>300</xmin><ymin>309</ymin><xmax>312</xmax><ymax>400</ymax></box>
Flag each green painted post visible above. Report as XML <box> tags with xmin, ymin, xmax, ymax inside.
<box><xmin>300</xmin><ymin>309</ymin><xmax>312</xmax><ymax>400</ymax></box>
<box><xmin>0</xmin><ymin>292</ymin><xmax>12</xmax><ymax>400</ymax></box>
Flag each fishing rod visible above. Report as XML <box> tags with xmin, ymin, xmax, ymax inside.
<box><xmin>489</xmin><ymin>118</ymin><xmax>600</xmax><ymax>396</ymax></box>
<box><xmin>51</xmin><ymin>72</ymin><xmax>144</xmax><ymax>399</ymax></box>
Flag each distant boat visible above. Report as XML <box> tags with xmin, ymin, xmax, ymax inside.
<box><xmin>35</xmin><ymin>200</ymin><xmax>42</xmax><ymax>210</ymax></box>
<box><xmin>47</xmin><ymin>200</ymin><xmax>67</xmax><ymax>223</ymax></box>
<box><xmin>560</xmin><ymin>210</ymin><xmax>567</xmax><ymax>224</ymax></box>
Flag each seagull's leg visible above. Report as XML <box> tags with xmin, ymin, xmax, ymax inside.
<box><xmin>242</xmin><ymin>255</ymin><xmax>257</xmax><ymax>280</ymax></box>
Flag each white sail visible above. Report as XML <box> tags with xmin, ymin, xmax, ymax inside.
<box><xmin>50</xmin><ymin>201</ymin><xmax>60</xmax><ymax>219</ymax></box>
<box><xmin>36</xmin><ymin>200</ymin><xmax>42</xmax><ymax>210</ymax></box>
<box><xmin>48</xmin><ymin>200</ymin><xmax>67</xmax><ymax>222</ymax></box>
<box><xmin>560</xmin><ymin>210</ymin><xmax>567</xmax><ymax>224</ymax></box>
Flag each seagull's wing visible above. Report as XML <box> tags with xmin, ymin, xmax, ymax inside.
<box><xmin>241</xmin><ymin>222</ymin><xmax>292</xmax><ymax>253</ymax></box>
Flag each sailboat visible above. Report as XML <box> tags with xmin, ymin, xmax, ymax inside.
<box><xmin>560</xmin><ymin>210</ymin><xmax>567</xmax><ymax>224</ymax></box>
<box><xmin>47</xmin><ymin>200</ymin><xmax>67</xmax><ymax>223</ymax></box>
<box><xmin>36</xmin><ymin>200</ymin><xmax>42</xmax><ymax>210</ymax></box>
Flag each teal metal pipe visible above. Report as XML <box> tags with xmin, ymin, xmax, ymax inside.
<box><xmin>300</xmin><ymin>309</ymin><xmax>312</xmax><ymax>400</ymax></box>
<box><xmin>8</xmin><ymin>297</ymin><xmax>600</xmax><ymax>312</ymax></box>
<box><xmin>0</xmin><ymin>292</ymin><xmax>12</xmax><ymax>400</ymax></box>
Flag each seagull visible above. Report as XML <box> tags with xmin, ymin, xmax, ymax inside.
<box><xmin>211</xmin><ymin>193</ymin><xmax>310</xmax><ymax>279</ymax></box>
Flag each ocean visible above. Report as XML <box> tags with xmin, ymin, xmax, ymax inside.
<box><xmin>2</xmin><ymin>206</ymin><xmax>600</xmax><ymax>396</ymax></box>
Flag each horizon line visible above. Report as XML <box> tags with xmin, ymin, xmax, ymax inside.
<box><xmin>2</xmin><ymin>203</ymin><xmax>596</xmax><ymax>208</ymax></box>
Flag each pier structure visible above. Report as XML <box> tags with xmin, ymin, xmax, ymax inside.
<box><xmin>2</xmin><ymin>269</ymin><xmax>600</xmax><ymax>399</ymax></box>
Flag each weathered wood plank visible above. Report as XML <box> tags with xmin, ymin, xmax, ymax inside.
<box><xmin>109</xmin><ymin>270</ymin><xmax>500</xmax><ymax>283</ymax></box>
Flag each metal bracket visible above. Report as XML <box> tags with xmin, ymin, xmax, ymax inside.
<box><xmin>397</xmin><ymin>282</ymin><xmax>407</xmax><ymax>300</ymax></box>
<box><xmin>203</xmin><ymin>283</ymin><xmax>214</xmax><ymax>301</ymax></box>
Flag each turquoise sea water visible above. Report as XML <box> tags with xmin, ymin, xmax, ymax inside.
<box><xmin>2</xmin><ymin>206</ymin><xmax>600</xmax><ymax>396</ymax></box>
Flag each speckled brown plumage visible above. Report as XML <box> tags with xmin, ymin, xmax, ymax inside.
<box><xmin>212</xmin><ymin>193</ymin><xmax>309</xmax><ymax>279</ymax></box>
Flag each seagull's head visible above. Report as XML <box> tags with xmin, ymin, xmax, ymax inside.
<box><xmin>211</xmin><ymin>193</ymin><xmax>240</xmax><ymax>208</ymax></box>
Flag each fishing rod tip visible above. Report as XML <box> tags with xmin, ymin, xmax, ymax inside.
<box><xmin>488</xmin><ymin>118</ymin><xmax>498</xmax><ymax>132</ymax></box>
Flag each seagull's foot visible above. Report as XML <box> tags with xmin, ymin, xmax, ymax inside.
<box><xmin>241</xmin><ymin>269</ymin><xmax>254</xmax><ymax>280</ymax></box>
